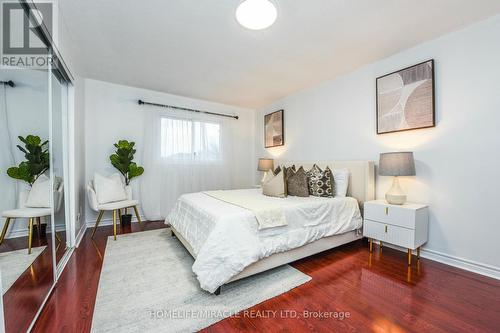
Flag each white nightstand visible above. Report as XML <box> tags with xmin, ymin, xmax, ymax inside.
<box><xmin>363</xmin><ymin>200</ymin><xmax>429</xmax><ymax>265</ymax></box>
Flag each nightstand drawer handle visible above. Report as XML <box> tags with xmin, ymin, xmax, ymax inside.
<box><xmin>385</xmin><ymin>225</ymin><xmax>388</xmax><ymax>233</ymax></box>
<box><xmin>385</xmin><ymin>207</ymin><xmax>389</xmax><ymax>215</ymax></box>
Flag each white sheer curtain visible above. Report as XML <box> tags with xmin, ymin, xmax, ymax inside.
<box><xmin>0</xmin><ymin>86</ymin><xmax>17</xmax><ymax>214</ymax></box>
<box><xmin>140</xmin><ymin>107</ymin><xmax>234</xmax><ymax>220</ymax></box>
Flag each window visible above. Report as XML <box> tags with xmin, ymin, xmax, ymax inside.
<box><xmin>160</xmin><ymin>117</ymin><xmax>221</xmax><ymax>161</ymax></box>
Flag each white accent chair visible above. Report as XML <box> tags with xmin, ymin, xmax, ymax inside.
<box><xmin>87</xmin><ymin>181</ymin><xmax>142</xmax><ymax>240</ymax></box>
<box><xmin>0</xmin><ymin>180</ymin><xmax>64</xmax><ymax>254</ymax></box>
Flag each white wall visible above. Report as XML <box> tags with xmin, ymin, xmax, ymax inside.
<box><xmin>54</xmin><ymin>0</ymin><xmax>87</xmax><ymax>243</ymax></box>
<box><xmin>84</xmin><ymin>79</ymin><xmax>256</xmax><ymax>224</ymax></box>
<box><xmin>0</xmin><ymin>69</ymin><xmax>50</xmax><ymax>237</ymax></box>
<box><xmin>255</xmin><ymin>16</ymin><xmax>500</xmax><ymax>278</ymax></box>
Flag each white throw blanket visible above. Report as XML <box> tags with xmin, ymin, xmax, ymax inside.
<box><xmin>204</xmin><ymin>190</ymin><xmax>287</xmax><ymax>229</ymax></box>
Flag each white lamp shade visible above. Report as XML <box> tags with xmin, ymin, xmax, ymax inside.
<box><xmin>236</xmin><ymin>0</ymin><xmax>277</xmax><ymax>30</ymax></box>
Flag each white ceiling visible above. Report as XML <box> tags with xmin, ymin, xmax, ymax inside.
<box><xmin>59</xmin><ymin>0</ymin><xmax>500</xmax><ymax>109</ymax></box>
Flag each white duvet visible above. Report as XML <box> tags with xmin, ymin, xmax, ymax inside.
<box><xmin>167</xmin><ymin>189</ymin><xmax>362</xmax><ymax>293</ymax></box>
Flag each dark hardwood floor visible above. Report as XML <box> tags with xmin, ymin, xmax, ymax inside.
<box><xmin>31</xmin><ymin>222</ymin><xmax>500</xmax><ymax>333</ymax></box>
<box><xmin>32</xmin><ymin>221</ymin><xmax>168</xmax><ymax>333</ymax></box>
<box><xmin>1</xmin><ymin>227</ymin><xmax>67</xmax><ymax>333</ymax></box>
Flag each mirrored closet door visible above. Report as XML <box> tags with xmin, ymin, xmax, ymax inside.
<box><xmin>50</xmin><ymin>69</ymin><xmax>72</xmax><ymax>267</ymax></box>
<box><xmin>0</xmin><ymin>0</ymin><xmax>76</xmax><ymax>330</ymax></box>
<box><xmin>0</xmin><ymin>66</ymin><xmax>55</xmax><ymax>332</ymax></box>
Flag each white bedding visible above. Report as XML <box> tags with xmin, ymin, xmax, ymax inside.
<box><xmin>204</xmin><ymin>190</ymin><xmax>288</xmax><ymax>229</ymax></box>
<box><xmin>167</xmin><ymin>189</ymin><xmax>362</xmax><ymax>293</ymax></box>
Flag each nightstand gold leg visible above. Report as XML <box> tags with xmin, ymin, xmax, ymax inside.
<box><xmin>379</xmin><ymin>241</ymin><xmax>383</xmax><ymax>252</ymax></box>
<box><xmin>369</xmin><ymin>239</ymin><xmax>373</xmax><ymax>252</ymax></box>
<box><xmin>407</xmin><ymin>249</ymin><xmax>412</xmax><ymax>266</ymax></box>
<box><xmin>417</xmin><ymin>247</ymin><xmax>421</xmax><ymax>260</ymax></box>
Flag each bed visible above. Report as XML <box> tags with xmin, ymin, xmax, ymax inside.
<box><xmin>166</xmin><ymin>161</ymin><xmax>375</xmax><ymax>294</ymax></box>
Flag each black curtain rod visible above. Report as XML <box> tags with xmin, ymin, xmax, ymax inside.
<box><xmin>138</xmin><ymin>100</ymin><xmax>239</xmax><ymax>120</ymax></box>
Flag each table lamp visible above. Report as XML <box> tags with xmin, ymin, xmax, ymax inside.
<box><xmin>258</xmin><ymin>158</ymin><xmax>274</xmax><ymax>184</ymax></box>
<box><xmin>379</xmin><ymin>152</ymin><xmax>416</xmax><ymax>205</ymax></box>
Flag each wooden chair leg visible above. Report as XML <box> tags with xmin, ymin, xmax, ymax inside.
<box><xmin>133</xmin><ymin>206</ymin><xmax>142</xmax><ymax>224</ymax></box>
<box><xmin>0</xmin><ymin>218</ymin><xmax>12</xmax><ymax>244</ymax></box>
<box><xmin>91</xmin><ymin>211</ymin><xmax>105</xmax><ymax>238</ymax></box>
<box><xmin>113</xmin><ymin>210</ymin><xmax>117</xmax><ymax>241</ymax></box>
<box><xmin>28</xmin><ymin>218</ymin><xmax>33</xmax><ymax>254</ymax></box>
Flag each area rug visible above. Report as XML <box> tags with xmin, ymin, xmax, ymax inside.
<box><xmin>0</xmin><ymin>246</ymin><xmax>46</xmax><ymax>294</ymax></box>
<box><xmin>91</xmin><ymin>228</ymin><xmax>311</xmax><ymax>332</ymax></box>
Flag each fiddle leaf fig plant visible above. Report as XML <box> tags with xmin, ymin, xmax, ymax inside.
<box><xmin>109</xmin><ymin>140</ymin><xmax>144</xmax><ymax>185</ymax></box>
<box><xmin>7</xmin><ymin>135</ymin><xmax>49</xmax><ymax>186</ymax></box>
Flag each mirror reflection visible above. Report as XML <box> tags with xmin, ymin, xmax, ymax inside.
<box><xmin>0</xmin><ymin>68</ymin><xmax>54</xmax><ymax>332</ymax></box>
<box><xmin>51</xmin><ymin>72</ymin><xmax>71</xmax><ymax>265</ymax></box>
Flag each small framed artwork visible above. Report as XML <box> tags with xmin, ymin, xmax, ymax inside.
<box><xmin>376</xmin><ymin>59</ymin><xmax>435</xmax><ymax>134</ymax></box>
<box><xmin>264</xmin><ymin>109</ymin><xmax>284</xmax><ymax>148</ymax></box>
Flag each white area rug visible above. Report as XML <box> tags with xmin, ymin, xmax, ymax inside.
<box><xmin>92</xmin><ymin>229</ymin><xmax>311</xmax><ymax>332</ymax></box>
<box><xmin>0</xmin><ymin>246</ymin><xmax>46</xmax><ymax>294</ymax></box>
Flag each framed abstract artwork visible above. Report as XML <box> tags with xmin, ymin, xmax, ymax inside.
<box><xmin>376</xmin><ymin>59</ymin><xmax>435</xmax><ymax>134</ymax></box>
<box><xmin>264</xmin><ymin>109</ymin><xmax>284</xmax><ymax>148</ymax></box>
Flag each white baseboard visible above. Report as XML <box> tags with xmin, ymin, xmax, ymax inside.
<box><xmin>85</xmin><ymin>215</ymin><xmax>146</xmax><ymax>228</ymax></box>
<box><xmin>6</xmin><ymin>224</ymin><xmax>67</xmax><ymax>239</ymax></box>
<box><xmin>379</xmin><ymin>242</ymin><xmax>500</xmax><ymax>280</ymax></box>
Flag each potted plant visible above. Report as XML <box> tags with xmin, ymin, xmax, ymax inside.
<box><xmin>7</xmin><ymin>135</ymin><xmax>50</xmax><ymax>236</ymax></box>
<box><xmin>7</xmin><ymin>135</ymin><xmax>49</xmax><ymax>186</ymax></box>
<box><xmin>109</xmin><ymin>140</ymin><xmax>144</xmax><ymax>226</ymax></box>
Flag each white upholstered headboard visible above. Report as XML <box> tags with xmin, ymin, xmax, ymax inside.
<box><xmin>278</xmin><ymin>160</ymin><xmax>375</xmax><ymax>208</ymax></box>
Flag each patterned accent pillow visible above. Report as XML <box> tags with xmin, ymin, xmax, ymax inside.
<box><xmin>283</xmin><ymin>165</ymin><xmax>295</xmax><ymax>196</ymax></box>
<box><xmin>306</xmin><ymin>165</ymin><xmax>335</xmax><ymax>197</ymax></box>
<box><xmin>284</xmin><ymin>165</ymin><xmax>296</xmax><ymax>175</ymax></box>
<box><xmin>286</xmin><ymin>166</ymin><xmax>309</xmax><ymax>197</ymax></box>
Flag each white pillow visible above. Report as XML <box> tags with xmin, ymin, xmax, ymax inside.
<box><xmin>262</xmin><ymin>169</ymin><xmax>286</xmax><ymax>198</ymax></box>
<box><xmin>94</xmin><ymin>172</ymin><xmax>127</xmax><ymax>204</ymax></box>
<box><xmin>26</xmin><ymin>174</ymin><xmax>51</xmax><ymax>208</ymax></box>
<box><xmin>333</xmin><ymin>168</ymin><xmax>350</xmax><ymax>197</ymax></box>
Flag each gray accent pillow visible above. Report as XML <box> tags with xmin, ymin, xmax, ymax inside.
<box><xmin>306</xmin><ymin>165</ymin><xmax>335</xmax><ymax>197</ymax></box>
<box><xmin>286</xmin><ymin>166</ymin><xmax>309</xmax><ymax>197</ymax></box>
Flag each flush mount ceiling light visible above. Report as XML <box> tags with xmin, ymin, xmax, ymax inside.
<box><xmin>236</xmin><ymin>0</ymin><xmax>277</xmax><ymax>30</ymax></box>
